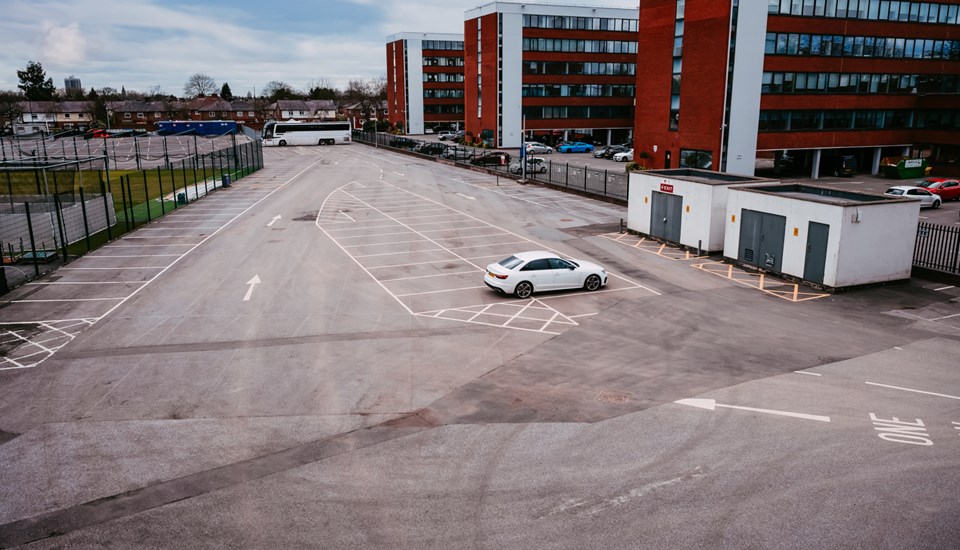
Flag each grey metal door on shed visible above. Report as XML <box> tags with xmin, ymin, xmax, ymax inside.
<box><xmin>738</xmin><ymin>209</ymin><xmax>786</xmax><ymax>272</ymax></box>
<box><xmin>803</xmin><ymin>221</ymin><xmax>830</xmax><ymax>284</ymax></box>
<box><xmin>650</xmin><ymin>191</ymin><xmax>682</xmax><ymax>243</ymax></box>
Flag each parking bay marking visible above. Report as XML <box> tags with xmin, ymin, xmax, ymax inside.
<box><xmin>675</xmin><ymin>398</ymin><xmax>831</xmax><ymax>422</ymax></box>
<box><xmin>865</xmin><ymin>381</ymin><xmax>960</xmax><ymax>401</ymax></box>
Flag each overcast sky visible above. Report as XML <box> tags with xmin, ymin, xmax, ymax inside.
<box><xmin>0</xmin><ymin>0</ymin><xmax>639</xmax><ymax>97</ymax></box>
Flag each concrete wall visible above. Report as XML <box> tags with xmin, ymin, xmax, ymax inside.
<box><xmin>833</xmin><ymin>202</ymin><xmax>917</xmax><ymax>287</ymax></box>
<box><xmin>627</xmin><ymin>172</ymin><xmax>743</xmax><ymax>252</ymax></box>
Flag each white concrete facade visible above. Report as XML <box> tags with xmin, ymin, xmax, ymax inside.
<box><xmin>465</xmin><ymin>2</ymin><xmax>638</xmax><ymax>149</ymax></box>
<box><xmin>723</xmin><ymin>0</ymin><xmax>767</xmax><ymax>176</ymax></box>
<box><xmin>627</xmin><ymin>170</ymin><xmax>767</xmax><ymax>253</ymax></box>
<box><xmin>386</xmin><ymin>32</ymin><xmax>463</xmax><ymax>135</ymax></box>
<box><xmin>723</xmin><ymin>187</ymin><xmax>918</xmax><ymax>288</ymax></box>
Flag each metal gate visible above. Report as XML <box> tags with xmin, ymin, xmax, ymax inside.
<box><xmin>738</xmin><ymin>209</ymin><xmax>786</xmax><ymax>272</ymax></box>
<box><xmin>649</xmin><ymin>191</ymin><xmax>683</xmax><ymax>243</ymax></box>
<box><xmin>803</xmin><ymin>221</ymin><xmax>830</xmax><ymax>284</ymax></box>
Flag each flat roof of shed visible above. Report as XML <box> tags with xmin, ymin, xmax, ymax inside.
<box><xmin>736</xmin><ymin>184</ymin><xmax>912</xmax><ymax>206</ymax></box>
<box><xmin>644</xmin><ymin>168</ymin><xmax>774</xmax><ymax>185</ymax></box>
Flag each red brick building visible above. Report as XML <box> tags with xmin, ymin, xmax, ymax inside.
<box><xmin>634</xmin><ymin>0</ymin><xmax>960</xmax><ymax>176</ymax></box>
<box><xmin>464</xmin><ymin>2</ymin><xmax>639</xmax><ymax>148</ymax></box>
<box><xmin>386</xmin><ymin>32</ymin><xmax>465</xmax><ymax>134</ymax></box>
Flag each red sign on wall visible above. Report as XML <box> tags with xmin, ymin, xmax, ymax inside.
<box><xmin>660</xmin><ymin>183</ymin><xmax>674</xmax><ymax>193</ymax></box>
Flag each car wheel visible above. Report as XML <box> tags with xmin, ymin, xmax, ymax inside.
<box><xmin>279</xmin><ymin>140</ymin><xmax>287</xmax><ymax>146</ymax></box>
<box><xmin>514</xmin><ymin>281</ymin><xmax>533</xmax><ymax>299</ymax></box>
<box><xmin>933</xmin><ymin>200</ymin><xmax>941</xmax><ymax>209</ymax></box>
<box><xmin>584</xmin><ymin>274</ymin><xmax>601</xmax><ymax>292</ymax></box>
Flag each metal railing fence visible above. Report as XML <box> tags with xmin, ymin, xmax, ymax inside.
<box><xmin>353</xmin><ymin>131</ymin><xmax>628</xmax><ymax>202</ymax></box>
<box><xmin>914</xmin><ymin>221</ymin><xmax>960</xmax><ymax>276</ymax></box>
<box><xmin>0</xmin><ymin>139</ymin><xmax>263</xmax><ymax>293</ymax></box>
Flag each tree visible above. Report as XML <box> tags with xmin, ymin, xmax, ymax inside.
<box><xmin>262</xmin><ymin>81</ymin><xmax>298</xmax><ymax>100</ymax></box>
<box><xmin>0</xmin><ymin>91</ymin><xmax>24</xmax><ymax>133</ymax></box>
<box><xmin>307</xmin><ymin>78</ymin><xmax>337</xmax><ymax>100</ymax></box>
<box><xmin>17</xmin><ymin>61</ymin><xmax>56</xmax><ymax>100</ymax></box>
<box><xmin>220</xmin><ymin>82</ymin><xmax>233</xmax><ymax>100</ymax></box>
<box><xmin>184</xmin><ymin>73</ymin><xmax>218</xmax><ymax>97</ymax></box>
<box><xmin>342</xmin><ymin>78</ymin><xmax>386</xmax><ymax>124</ymax></box>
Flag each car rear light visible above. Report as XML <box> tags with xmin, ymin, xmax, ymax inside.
<box><xmin>488</xmin><ymin>271</ymin><xmax>508</xmax><ymax>280</ymax></box>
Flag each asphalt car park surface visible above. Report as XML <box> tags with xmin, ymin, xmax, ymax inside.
<box><xmin>0</xmin><ymin>143</ymin><xmax>958</xmax><ymax>548</ymax></box>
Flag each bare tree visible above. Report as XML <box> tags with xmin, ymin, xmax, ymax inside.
<box><xmin>262</xmin><ymin>81</ymin><xmax>298</xmax><ymax>100</ymax></box>
<box><xmin>184</xmin><ymin>73</ymin><xmax>218</xmax><ymax>97</ymax></box>
<box><xmin>342</xmin><ymin>78</ymin><xmax>385</xmax><ymax>125</ymax></box>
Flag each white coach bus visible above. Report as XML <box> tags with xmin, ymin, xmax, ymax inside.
<box><xmin>262</xmin><ymin>120</ymin><xmax>352</xmax><ymax>146</ymax></box>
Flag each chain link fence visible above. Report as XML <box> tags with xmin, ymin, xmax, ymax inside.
<box><xmin>0</xmin><ymin>136</ymin><xmax>263</xmax><ymax>294</ymax></box>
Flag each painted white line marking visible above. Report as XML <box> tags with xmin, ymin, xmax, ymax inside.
<box><xmin>675</xmin><ymin>398</ymin><xmax>831</xmax><ymax>422</ymax></box>
<box><xmin>27</xmin><ymin>281</ymin><xmax>150</xmax><ymax>285</ymax></box>
<box><xmin>338</xmin><ymin>210</ymin><xmax>356</xmax><ymax>222</ymax></box>
<box><xmin>395</xmin><ymin>285</ymin><xmax>486</xmax><ymax>297</ymax></box>
<box><xmin>4</xmin><ymin>298</ymin><xmax>124</xmax><ymax>303</ymax></box>
<box><xmin>456</xmin><ymin>193</ymin><xmax>476</xmax><ymax>200</ymax></box>
<box><xmin>267</xmin><ymin>215</ymin><xmax>282</xmax><ymax>227</ymax></box>
<box><xmin>794</xmin><ymin>371</ymin><xmax>822</xmax><ymax>377</ymax></box>
<box><xmin>85</xmin><ymin>254</ymin><xmax>182</xmax><ymax>258</ymax></box>
<box><xmin>243</xmin><ymin>275</ymin><xmax>261</xmax><ymax>302</ymax></box>
<box><xmin>866</xmin><ymin>382</ymin><xmax>960</xmax><ymax>401</ymax></box>
<box><xmin>380</xmin><ymin>270</ymin><xmax>479</xmax><ymax>282</ymax></box>
<box><xmin>393</xmin><ymin>171</ymin><xmax>405</xmax><ymax>176</ymax></box>
<box><xmin>931</xmin><ymin>312</ymin><xmax>960</xmax><ymax>321</ymax></box>
<box><xmin>60</xmin><ymin>267</ymin><xmax>165</xmax><ymax>270</ymax></box>
<box><xmin>934</xmin><ymin>286</ymin><xmax>954</xmax><ymax>291</ymax></box>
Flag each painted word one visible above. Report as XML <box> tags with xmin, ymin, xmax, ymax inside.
<box><xmin>869</xmin><ymin>413</ymin><xmax>932</xmax><ymax>446</ymax></box>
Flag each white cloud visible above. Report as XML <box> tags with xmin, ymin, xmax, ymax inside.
<box><xmin>40</xmin><ymin>22</ymin><xmax>88</xmax><ymax>67</ymax></box>
<box><xmin>0</xmin><ymin>0</ymin><xmax>640</xmax><ymax>94</ymax></box>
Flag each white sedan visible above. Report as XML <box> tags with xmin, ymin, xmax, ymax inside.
<box><xmin>484</xmin><ymin>251</ymin><xmax>607</xmax><ymax>298</ymax></box>
<box><xmin>612</xmin><ymin>149</ymin><xmax>634</xmax><ymax>162</ymax></box>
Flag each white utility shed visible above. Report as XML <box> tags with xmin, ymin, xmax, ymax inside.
<box><xmin>723</xmin><ymin>184</ymin><xmax>920</xmax><ymax>289</ymax></box>
<box><xmin>627</xmin><ymin>169</ymin><xmax>773</xmax><ymax>253</ymax></box>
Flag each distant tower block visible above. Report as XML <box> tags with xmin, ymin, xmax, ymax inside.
<box><xmin>65</xmin><ymin>75</ymin><xmax>82</xmax><ymax>91</ymax></box>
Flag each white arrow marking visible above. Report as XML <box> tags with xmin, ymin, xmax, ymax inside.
<box><xmin>243</xmin><ymin>275</ymin><xmax>261</xmax><ymax>302</ymax></box>
<box><xmin>456</xmin><ymin>193</ymin><xmax>476</xmax><ymax>200</ymax></box>
<box><xmin>674</xmin><ymin>398</ymin><xmax>831</xmax><ymax>422</ymax></box>
<box><xmin>267</xmin><ymin>215</ymin><xmax>281</xmax><ymax>227</ymax></box>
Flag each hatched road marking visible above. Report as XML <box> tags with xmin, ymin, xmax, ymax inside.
<box><xmin>317</xmin><ymin>180</ymin><xmax>656</xmax><ymax>335</ymax></box>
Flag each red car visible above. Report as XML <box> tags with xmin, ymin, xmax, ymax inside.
<box><xmin>917</xmin><ymin>178</ymin><xmax>960</xmax><ymax>201</ymax></box>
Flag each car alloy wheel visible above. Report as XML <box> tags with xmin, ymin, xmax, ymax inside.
<box><xmin>514</xmin><ymin>281</ymin><xmax>533</xmax><ymax>299</ymax></box>
<box><xmin>584</xmin><ymin>274</ymin><xmax>601</xmax><ymax>291</ymax></box>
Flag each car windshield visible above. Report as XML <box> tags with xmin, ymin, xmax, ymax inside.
<box><xmin>498</xmin><ymin>256</ymin><xmax>523</xmax><ymax>269</ymax></box>
<box><xmin>885</xmin><ymin>188</ymin><xmax>905</xmax><ymax>195</ymax></box>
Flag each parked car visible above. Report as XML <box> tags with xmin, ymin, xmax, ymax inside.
<box><xmin>441</xmin><ymin>146</ymin><xmax>474</xmax><ymax>160</ymax></box>
<box><xmin>508</xmin><ymin>157</ymin><xmax>547</xmax><ymax>174</ymax></box>
<box><xmin>883</xmin><ymin>185</ymin><xmax>942</xmax><ymax>208</ymax></box>
<box><xmin>612</xmin><ymin>149</ymin><xmax>634</xmax><ymax>162</ymax></box>
<box><xmin>594</xmin><ymin>145</ymin><xmax>626</xmax><ymax>159</ymax></box>
<box><xmin>524</xmin><ymin>141</ymin><xmax>553</xmax><ymax>154</ymax></box>
<box><xmin>437</xmin><ymin>131</ymin><xmax>456</xmax><ymax>141</ymax></box>
<box><xmin>389</xmin><ymin>136</ymin><xmax>417</xmax><ymax>149</ymax></box>
<box><xmin>484</xmin><ymin>251</ymin><xmax>607</xmax><ymax>298</ymax></box>
<box><xmin>470</xmin><ymin>151</ymin><xmax>512</xmax><ymax>166</ymax></box>
<box><xmin>556</xmin><ymin>141</ymin><xmax>594</xmax><ymax>153</ymax></box>
<box><xmin>451</xmin><ymin>130</ymin><xmax>465</xmax><ymax>142</ymax></box>
<box><xmin>916</xmin><ymin>178</ymin><xmax>960</xmax><ymax>201</ymax></box>
<box><xmin>825</xmin><ymin>154</ymin><xmax>858</xmax><ymax>177</ymax></box>
<box><xmin>416</xmin><ymin>142</ymin><xmax>448</xmax><ymax>156</ymax></box>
